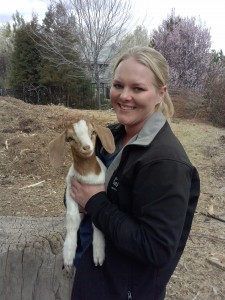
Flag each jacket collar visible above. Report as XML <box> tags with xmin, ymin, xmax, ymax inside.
<box><xmin>131</xmin><ymin>111</ymin><xmax>166</xmax><ymax>147</ymax></box>
<box><xmin>105</xmin><ymin>112</ymin><xmax>166</xmax><ymax>189</ymax></box>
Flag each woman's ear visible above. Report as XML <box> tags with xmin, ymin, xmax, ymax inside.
<box><xmin>159</xmin><ymin>85</ymin><xmax>167</xmax><ymax>101</ymax></box>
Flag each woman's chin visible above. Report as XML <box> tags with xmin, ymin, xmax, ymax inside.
<box><xmin>116</xmin><ymin>115</ymin><xmax>133</xmax><ymax>126</ymax></box>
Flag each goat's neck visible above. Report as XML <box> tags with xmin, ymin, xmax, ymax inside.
<box><xmin>71</xmin><ymin>150</ymin><xmax>101</xmax><ymax>176</ymax></box>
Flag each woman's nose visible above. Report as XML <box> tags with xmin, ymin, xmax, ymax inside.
<box><xmin>119</xmin><ymin>88</ymin><xmax>132</xmax><ymax>100</ymax></box>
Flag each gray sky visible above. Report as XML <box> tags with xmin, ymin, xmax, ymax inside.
<box><xmin>0</xmin><ymin>0</ymin><xmax>224</xmax><ymax>52</ymax></box>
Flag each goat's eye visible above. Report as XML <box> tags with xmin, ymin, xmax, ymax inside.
<box><xmin>91</xmin><ymin>130</ymin><xmax>97</xmax><ymax>137</ymax></box>
<box><xmin>66</xmin><ymin>137</ymin><xmax>74</xmax><ymax>142</ymax></box>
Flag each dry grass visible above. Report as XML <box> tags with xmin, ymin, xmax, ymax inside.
<box><xmin>0</xmin><ymin>96</ymin><xmax>225</xmax><ymax>299</ymax></box>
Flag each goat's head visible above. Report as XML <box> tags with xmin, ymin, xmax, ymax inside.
<box><xmin>48</xmin><ymin>119</ymin><xmax>115</xmax><ymax>168</ymax></box>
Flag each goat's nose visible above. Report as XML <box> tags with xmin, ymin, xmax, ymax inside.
<box><xmin>83</xmin><ymin>145</ymin><xmax>91</xmax><ymax>151</ymax></box>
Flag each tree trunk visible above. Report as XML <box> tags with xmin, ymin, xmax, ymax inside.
<box><xmin>0</xmin><ymin>216</ymin><xmax>74</xmax><ymax>300</ymax></box>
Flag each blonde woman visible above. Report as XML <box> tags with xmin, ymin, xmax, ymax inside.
<box><xmin>69</xmin><ymin>46</ymin><xmax>200</xmax><ymax>300</ymax></box>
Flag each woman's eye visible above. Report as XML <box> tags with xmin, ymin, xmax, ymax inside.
<box><xmin>134</xmin><ymin>87</ymin><xmax>144</xmax><ymax>92</ymax></box>
<box><xmin>113</xmin><ymin>83</ymin><xmax>123</xmax><ymax>89</ymax></box>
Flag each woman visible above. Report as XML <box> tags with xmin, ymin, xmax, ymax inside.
<box><xmin>69</xmin><ymin>46</ymin><xmax>200</xmax><ymax>300</ymax></box>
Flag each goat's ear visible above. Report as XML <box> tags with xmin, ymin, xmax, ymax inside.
<box><xmin>93</xmin><ymin>124</ymin><xmax>115</xmax><ymax>154</ymax></box>
<box><xmin>48</xmin><ymin>132</ymin><xmax>66</xmax><ymax>168</ymax></box>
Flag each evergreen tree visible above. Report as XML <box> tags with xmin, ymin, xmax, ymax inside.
<box><xmin>0</xmin><ymin>23</ymin><xmax>14</xmax><ymax>87</ymax></box>
<box><xmin>38</xmin><ymin>1</ymin><xmax>86</xmax><ymax>82</ymax></box>
<box><xmin>211</xmin><ymin>49</ymin><xmax>225</xmax><ymax>63</ymax></box>
<box><xmin>36</xmin><ymin>1</ymin><xmax>93</xmax><ymax>106</ymax></box>
<box><xmin>8</xmin><ymin>14</ymin><xmax>41</xmax><ymax>88</ymax></box>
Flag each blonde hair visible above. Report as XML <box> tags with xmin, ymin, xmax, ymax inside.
<box><xmin>113</xmin><ymin>46</ymin><xmax>174</xmax><ymax>118</ymax></box>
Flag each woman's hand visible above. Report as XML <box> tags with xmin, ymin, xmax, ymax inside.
<box><xmin>70</xmin><ymin>177</ymin><xmax>105</xmax><ymax>209</ymax></box>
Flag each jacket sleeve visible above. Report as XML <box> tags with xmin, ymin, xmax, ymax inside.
<box><xmin>85</xmin><ymin>159</ymin><xmax>198</xmax><ymax>267</ymax></box>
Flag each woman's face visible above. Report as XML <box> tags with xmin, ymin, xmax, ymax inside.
<box><xmin>110</xmin><ymin>57</ymin><xmax>166</xmax><ymax>134</ymax></box>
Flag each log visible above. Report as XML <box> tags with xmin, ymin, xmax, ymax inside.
<box><xmin>0</xmin><ymin>216</ymin><xmax>74</xmax><ymax>300</ymax></box>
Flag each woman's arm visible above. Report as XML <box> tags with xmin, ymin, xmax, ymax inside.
<box><xmin>85</xmin><ymin>160</ymin><xmax>196</xmax><ymax>267</ymax></box>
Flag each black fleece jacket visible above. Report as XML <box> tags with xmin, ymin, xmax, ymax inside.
<box><xmin>71</xmin><ymin>120</ymin><xmax>200</xmax><ymax>300</ymax></box>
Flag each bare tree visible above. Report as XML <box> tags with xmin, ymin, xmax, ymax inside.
<box><xmin>71</xmin><ymin>0</ymin><xmax>131</xmax><ymax>70</ymax></box>
<box><xmin>70</xmin><ymin>0</ymin><xmax>133</xmax><ymax>107</ymax></box>
<box><xmin>36</xmin><ymin>1</ymin><xmax>86</xmax><ymax>77</ymax></box>
<box><xmin>37</xmin><ymin>0</ymin><xmax>133</xmax><ymax>108</ymax></box>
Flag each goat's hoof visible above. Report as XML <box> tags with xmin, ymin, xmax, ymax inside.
<box><xmin>93</xmin><ymin>254</ymin><xmax>105</xmax><ymax>267</ymax></box>
<box><xmin>93</xmin><ymin>245</ymin><xmax>105</xmax><ymax>266</ymax></box>
<box><xmin>62</xmin><ymin>263</ymin><xmax>75</xmax><ymax>279</ymax></box>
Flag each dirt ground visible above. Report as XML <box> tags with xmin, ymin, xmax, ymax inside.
<box><xmin>0</xmin><ymin>96</ymin><xmax>225</xmax><ymax>299</ymax></box>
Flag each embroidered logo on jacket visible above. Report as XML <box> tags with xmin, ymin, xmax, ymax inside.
<box><xmin>111</xmin><ymin>177</ymin><xmax>119</xmax><ymax>191</ymax></box>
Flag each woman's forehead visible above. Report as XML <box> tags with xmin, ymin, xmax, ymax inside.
<box><xmin>114</xmin><ymin>58</ymin><xmax>155</xmax><ymax>83</ymax></box>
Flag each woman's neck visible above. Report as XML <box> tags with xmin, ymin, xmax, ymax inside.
<box><xmin>122</xmin><ymin>129</ymin><xmax>138</xmax><ymax>146</ymax></box>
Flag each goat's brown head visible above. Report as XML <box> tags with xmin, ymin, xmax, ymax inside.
<box><xmin>48</xmin><ymin>119</ymin><xmax>115</xmax><ymax>168</ymax></box>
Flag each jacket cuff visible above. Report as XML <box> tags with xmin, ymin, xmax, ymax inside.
<box><xmin>85</xmin><ymin>192</ymin><xmax>108</xmax><ymax>220</ymax></box>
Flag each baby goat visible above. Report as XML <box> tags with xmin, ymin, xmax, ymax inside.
<box><xmin>48</xmin><ymin>118</ymin><xmax>115</xmax><ymax>274</ymax></box>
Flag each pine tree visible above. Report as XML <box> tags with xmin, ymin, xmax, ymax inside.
<box><xmin>36</xmin><ymin>1</ymin><xmax>93</xmax><ymax>106</ymax></box>
<box><xmin>8</xmin><ymin>14</ymin><xmax>41</xmax><ymax>88</ymax></box>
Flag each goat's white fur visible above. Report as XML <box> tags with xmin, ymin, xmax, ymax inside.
<box><xmin>48</xmin><ymin>118</ymin><xmax>115</xmax><ymax>273</ymax></box>
<box><xmin>63</xmin><ymin>159</ymin><xmax>106</xmax><ymax>269</ymax></box>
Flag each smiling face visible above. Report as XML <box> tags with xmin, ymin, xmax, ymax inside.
<box><xmin>110</xmin><ymin>57</ymin><xmax>166</xmax><ymax>136</ymax></box>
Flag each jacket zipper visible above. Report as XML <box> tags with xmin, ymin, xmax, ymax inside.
<box><xmin>127</xmin><ymin>291</ymin><xmax>132</xmax><ymax>299</ymax></box>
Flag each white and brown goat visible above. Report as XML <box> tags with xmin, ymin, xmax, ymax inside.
<box><xmin>48</xmin><ymin>118</ymin><xmax>115</xmax><ymax>274</ymax></box>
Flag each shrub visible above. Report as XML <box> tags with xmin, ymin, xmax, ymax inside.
<box><xmin>204</xmin><ymin>60</ymin><xmax>225</xmax><ymax>127</ymax></box>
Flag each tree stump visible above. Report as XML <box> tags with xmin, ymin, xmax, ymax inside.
<box><xmin>0</xmin><ymin>216</ymin><xmax>74</xmax><ymax>300</ymax></box>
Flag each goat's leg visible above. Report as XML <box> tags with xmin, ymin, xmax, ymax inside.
<box><xmin>63</xmin><ymin>188</ymin><xmax>81</xmax><ymax>276</ymax></box>
<box><xmin>92</xmin><ymin>224</ymin><xmax>105</xmax><ymax>266</ymax></box>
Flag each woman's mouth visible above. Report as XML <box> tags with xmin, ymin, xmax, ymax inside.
<box><xmin>119</xmin><ymin>103</ymin><xmax>136</xmax><ymax>110</ymax></box>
